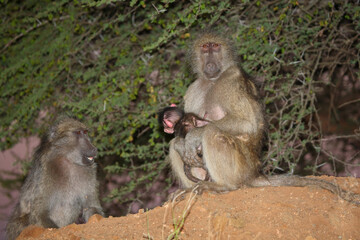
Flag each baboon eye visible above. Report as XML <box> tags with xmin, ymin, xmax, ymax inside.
<box><xmin>83</xmin><ymin>130</ymin><xmax>88</xmax><ymax>135</ymax></box>
<box><xmin>212</xmin><ymin>43</ymin><xmax>220</xmax><ymax>50</ymax></box>
<box><xmin>201</xmin><ymin>44</ymin><xmax>209</xmax><ymax>50</ymax></box>
<box><xmin>75</xmin><ymin>131</ymin><xmax>81</xmax><ymax>135</ymax></box>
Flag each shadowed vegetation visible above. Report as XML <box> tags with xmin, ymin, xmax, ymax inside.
<box><xmin>1</xmin><ymin>0</ymin><xmax>359</xmax><ymax>215</ymax></box>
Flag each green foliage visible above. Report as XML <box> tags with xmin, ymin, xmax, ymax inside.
<box><xmin>1</xmin><ymin>0</ymin><xmax>359</xmax><ymax>212</ymax></box>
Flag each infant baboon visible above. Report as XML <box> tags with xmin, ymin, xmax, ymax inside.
<box><xmin>6</xmin><ymin>117</ymin><xmax>104</xmax><ymax>240</ymax></box>
<box><xmin>159</xmin><ymin>106</ymin><xmax>210</xmax><ymax>182</ymax></box>
<box><xmin>158</xmin><ymin>105</ymin><xmax>209</xmax><ymax>138</ymax></box>
<box><xmin>159</xmin><ymin>105</ymin><xmax>250</xmax><ymax>183</ymax></box>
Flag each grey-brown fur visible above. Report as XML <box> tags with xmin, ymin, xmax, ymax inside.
<box><xmin>169</xmin><ymin>32</ymin><xmax>265</xmax><ymax>191</ymax></box>
<box><xmin>6</xmin><ymin>117</ymin><xmax>104</xmax><ymax>240</ymax></box>
<box><xmin>159</xmin><ymin>106</ymin><xmax>210</xmax><ymax>182</ymax></box>
<box><xmin>168</xmin><ymin>32</ymin><xmax>360</xmax><ymax>206</ymax></box>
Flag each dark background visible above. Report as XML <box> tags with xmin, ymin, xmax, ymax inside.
<box><xmin>1</xmin><ymin>0</ymin><xmax>359</xmax><ymax>238</ymax></box>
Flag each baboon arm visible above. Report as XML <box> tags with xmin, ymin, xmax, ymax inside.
<box><xmin>180</xmin><ymin>113</ymin><xmax>256</xmax><ymax>166</ymax></box>
<box><xmin>83</xmin><ymin>193</ymin><xmax>105</xmax><ymax>221</ymax></box>
<box><xmin>173</xmin><ymin>137</ymin><xmax>186</xmax><ymax>157</ymax></box>
<box><xmin>211</xmin><ymin>113</ymin><xmax>256</xmax><ymax>136</ymax></box>
<box><xmin>19</xmin><ymin>162</ymin><xmax>42</xmax><ymax>214</ymax></box>
<box><xmin>205</xmin><ymin>67</ymin><xmax>261</xmax><ymax>136</ymax></box>
<box><xmin>181</xmin><ymin>127</ymin><xmax>205</xmax><ymax>166</ymax></box>
<box><xmin>168</xmin><ymin>139</ymin><xmax>196</xmax><ymax>189</ymax></box>
<box><xmin>212</xmin><ymin>87</ymin><xmax>260</xmax><ymax>136</ymax></box>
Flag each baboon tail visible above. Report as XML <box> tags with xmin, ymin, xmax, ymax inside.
<box><xmin>249</xmin><ymin>175</ymin><xmax>360</xmax><ymax>206</ymax></box>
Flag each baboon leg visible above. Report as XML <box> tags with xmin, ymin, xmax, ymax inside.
<box><xmin>47</xmin><ymin>201</ymin><xmax>79</xmax><ymax>228</ymax></box>
<box><xmin>200</xmin><ymin>125</ymin><xmax>259</xmax><ymax>192</ymax></box>
<box><xmin>169</xmin><ymin>138</ymin><xmax>196</xmax><ymax>188</ymax></box>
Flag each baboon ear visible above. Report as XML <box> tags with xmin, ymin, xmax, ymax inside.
<box><xmin>195</xmin><ymin>119</ymin><xmax>208</xmax><ymax>127</ymax></box>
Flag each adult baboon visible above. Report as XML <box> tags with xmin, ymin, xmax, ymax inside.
<box><xmin>167</xmin><ymin>32</ymin><xmax>360</xmax><ymax>205</ymax></box>
<box><xmin>169</xmin><ymin>32</ymin><xmax>264</xmax><ymax>191</ymax></box>
<box><xmin>6</xmin><ymin>117</ymin><xmax>104</xmax><ymax>240</ymax></box>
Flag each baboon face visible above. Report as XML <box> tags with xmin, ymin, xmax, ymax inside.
<box><xmin>192</xmin><ymin>33</ymin><xmax>235</xmax><ymax>81</ymax></box>
<box><xmin>200</xmin><ymin>42</ymin><xmax>222</xmax><ymax>79</ymax></box>
<box><xmin>159</xmin><ymin>106</ymin><xmax>184</xmax><ymax>135</ymax></box>
<box><xmin>177</xmin><ymin>114</ymin><xmax>207</xmax><ymax>137</ymax></box>
<box><xmin>178</xmin><ymin>118</ymin><xmax>194</xmax><ymax>133</ymax></box>
<box><xmin>51</xmin><ymin>118</ymin><xmax>98</xmax><ymax>166</ymax></box>
<box><xmin>175</xmin><ymin>118</ymin><xmax>193</xmax><ymax>138</ymax></box>
<box><xmin>163</xmin><ymin>111</ymin><xmax>182</xmax><ymax>134</ymax></box>
<box><xmin>73</xmin><ymin>129</ymin><xmax>98</xmax><ymax>166</ymax></box>
<box><xmin>159</xmin><ymin>106</ymin><xmax>209</xmax><ymax>138</ymax></box>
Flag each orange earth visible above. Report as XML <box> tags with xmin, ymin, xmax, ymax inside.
<box><xmin>17</xmin><ymin>176</ymin><xmax>360</xmax><ymax>240</ymax></box>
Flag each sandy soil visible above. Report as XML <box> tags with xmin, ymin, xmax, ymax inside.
<box><xmin>17</xmin><ymin>176</ymin><xmax>360</xmax><ymax>240</ymax></box>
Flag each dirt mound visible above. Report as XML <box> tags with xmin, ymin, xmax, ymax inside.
<box><xmin>17</xmin><ymin>176</ymin><xmax>360</xmax><ymax>240</ymax></box>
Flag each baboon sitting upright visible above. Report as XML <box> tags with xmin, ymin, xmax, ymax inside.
<box><xmin>169</xmin><ymin>32</ymin><xmax>264</xmax><ymax>191</ymax></box>
<box><xmin>6</xmin><ymin>117</ymin><xmax>104</xmax><ymax>240</ymax></box>
<box><xmin>167</xmin><ymin>32</ymin><xmax>360</xmax><ymax>206</ymax></box>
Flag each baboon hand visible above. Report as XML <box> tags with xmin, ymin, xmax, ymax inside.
<box><xmin>183</xmin><ymin>146</ymin><xmax>202</xmax><ymax>166</ymax></box>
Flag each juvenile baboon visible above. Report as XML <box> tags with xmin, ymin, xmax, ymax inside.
<box><xmin>6</xmin><ymin>117</ymin><xmax>104</xmax><ymax>240</ymax></box>
<box><xmin>159</xmin><ymin>106</ymin><xmax>209</xmax><ymax>138</ymax></box>
<box><xmin>158</xmin><ymin>106</ymin><xmax>210</xmax><ymax>182</ymax></box>
<box><xmin>168</xmin><ymin>32</ymin><xmax>360</xmax><ymax>205</ymax></box>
